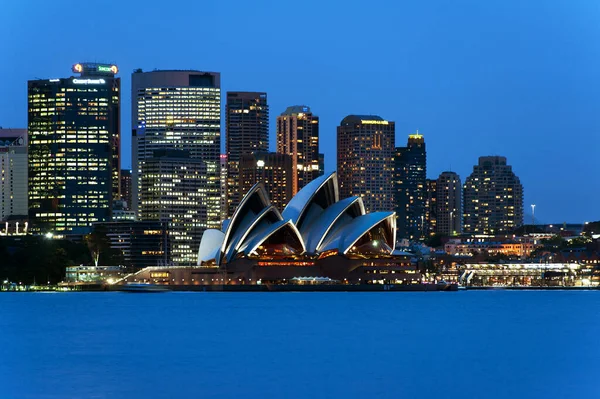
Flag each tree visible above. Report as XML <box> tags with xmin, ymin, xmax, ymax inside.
<box><xmin>583</xmin><ymin>221</ymin><xmax>600</xmax><ymax>236</ymax></box>
<box><xmin>0</xmin><ymin>236</ymin><xmax>89</xmax><ymax>284</ymax></box>
<box><xmin>85</xmin><ymin>226</ymin><xmax>111</xmax><ymax>267</ymax></box>
<box><xmin>540</xmin><ymin>235</ymin><xmax>564</xmax><ymax>250</ymax></box>
<box><xmin>424</xmin><ymin>234</ymin><xmax>445</xmax><ymax>248</ymax></box>
<box><xmin>47</xmin><ymin>247</ymin><xmax>69</xmax><ymax>283</ymax></box>
<box><xmin>564</xmin><ymin>236</ymin><xmax>591</xmax><ymax>249</ymax></box>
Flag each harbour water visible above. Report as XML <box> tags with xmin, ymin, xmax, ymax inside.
<box><xmin>1</xmin><ymin>291</ymin><xmax>599</xmax><ymax>398</ymax></box>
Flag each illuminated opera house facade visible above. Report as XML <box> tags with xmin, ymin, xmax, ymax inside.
<box><xmin>125</xmin><ymin>172</ymin><xmax>420</xmax><ymax>285</ymax></box>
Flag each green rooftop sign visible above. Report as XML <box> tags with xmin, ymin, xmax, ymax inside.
<box><xmin>98</xmin><ymin>65</ymin><xmax>118</xmax><ymax>73</ymax></box>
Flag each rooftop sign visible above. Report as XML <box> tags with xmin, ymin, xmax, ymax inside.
<box><xmin>72</xmin><ymin>63</ymin><xmax>118</xmax><ymax>75</ymax></box>
<box><xmin>73</xmin><ymin>78</ymin><xmax>106</xmax><ymax>85</ymax></box>
<box><xmin>362</xmin><ymin>120</ymin><xmax>389</xmax><ymax>125</ymax></box>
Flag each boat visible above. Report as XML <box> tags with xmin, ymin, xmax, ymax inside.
<box><xmin>120</xmin><ymin>282</ymin><xmax>170</xmax><ymax>293</ymax></box>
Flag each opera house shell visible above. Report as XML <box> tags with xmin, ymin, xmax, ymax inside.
<box><xmin>196</xmin><ymin>172</ymin><xmax>402</xmax><ymax>282</ymax></box>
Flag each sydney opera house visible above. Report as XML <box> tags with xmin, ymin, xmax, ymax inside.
<box><xmin>124</xmin><ymin>173</ymin><xmax>421</xmax><ymax>286</ymax></box>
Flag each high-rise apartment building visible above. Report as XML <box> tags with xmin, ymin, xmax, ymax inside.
<box><xmin>337</xmin><ymin>115</ymin><xmax>395</xmax><ymax>213</ymax></box>
<box><xmin>120</xmin><ymin>169</ymin><xmax>132</xmax><ymax>209</ymax></box>
<box><xmin>276</xmin><ymin>106</ymin><xmax>320</xmax><ymax>194</ymax></box>
<box><xmin>394</xmin><ymin>132</ymin><xmax>426</xmax><ymax>240</ymax></box>
<box><xmin>140</xmin><ymin>150</ymin><xmax>207</xmax><ymax>265</ymax></box>
<box><xmin>131</xmin><ymin>69</ymin><xmax>221</xmax><ymax>232</ymax></box>
<box><xmin>463</xmin><ymin>156</ymin><xmax>523</xmax><ymax>234</ymax></box>
<box><xmin>424</xmin><ymin>178</ymin><xmax>437</xmax><ymax>237</ymax></box>
<box><xmin>239</xmin><ymin>152</ymin><xmax>293</xmax><ymax>211</ymax></box>
<box><xmin>28</xmin><ymin>63</ymin><xmax>120</xmax><ymax>235</ymax></box>
<box><xmin>225</xmin><ymin>92</ymin><xmax>268</xmax><ymax>216</ymax></box>
<box><xmin>0</xmin><ymin>129</ymin><xmax>27</xmax><ymax>221</ymax></box>
<box><xmin>436</xmin><ymin>171</ymin><xmax>462</xmax><ymax>235</ymax></box>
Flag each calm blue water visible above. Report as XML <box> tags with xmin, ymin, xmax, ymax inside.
<box><xmin>1</xmin><ymin>291</ymin><xmax>599</xmax><ymax>399</ymax></box>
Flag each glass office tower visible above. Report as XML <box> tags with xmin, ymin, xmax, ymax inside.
<box><xmin>394</xmin><ymin>133</ymin><xmax>427</xmax><ymax>240</ymax></box>
<box><xmin>132</xmin><ymin>70</ymin><xmax>221</xmax><ymax>233</ymax></box>
<box><xmin>28</xmin><ymin>63</ymin><xmax>120</xmax><ymax>236</ymax></box>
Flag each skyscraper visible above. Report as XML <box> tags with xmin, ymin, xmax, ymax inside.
<box><xmin>226</xmin><ymin>92</ymin><xmax>269</xmax><ymax>216</ymax></box>
<box><xmin>131</xmin><ymin>69</ymin><xmax>221</xmax><ymax>232</ymax></box>
<box><xmin>436</xmin><ymin>171</ymin><xmax>462</xmax><ymax>235</ymax></box>
<box><xmin>424</xmin><ymin>178</ymin><xmax>437</xmax><ymax>237</ymax></box>
<box><xmin>239</xmin><ymin>152</ymin><xmax>293</xmax><ymax>211</ymax></box>
<box><xmin>141</xmin><ymin>150</ymin><xmax>207</xmax><ymax>265</ymax></box>
<box><xmin>463</xmin><ymin>156</ymin><xmax>523</xmax><ymax>234</ymax></box>
<box><xmin>394</xmin><ymin>132</ymin><xmax>427</xmax><ymax>240</ymax></box>
<box><xmin>28</xmin><ymin>63</ymin><xmax>120</xmax><ymax>235</ymax></box>
<box><xmin>0</xmin><ymin>129</ymin><xmax>27</xmax><ymax>221</ymax></box>
<box><xmin>276</xmin><ymin>106</ymin><xmax>320</xmax><ymax>194</ymax></box>
<box><xmin>337</xmin><ymin>115</ymin><xmax>395</xmax><ymax>213</ymax></box>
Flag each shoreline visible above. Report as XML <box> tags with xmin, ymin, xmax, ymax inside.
<box><xmin>3</xmin><ymin>284</ymin><xmax>600</xmax><ymax>292</ymax></box>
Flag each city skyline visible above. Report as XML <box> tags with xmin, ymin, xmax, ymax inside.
<box><xmin>2</xmin><ymin>0</ymin><xmax>599</xmax><ymax>223</ymax></box>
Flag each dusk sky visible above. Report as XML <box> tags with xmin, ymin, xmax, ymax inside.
<box><xmin>1</xmin><ymin>0</ymin><xmax>598</xmax><ymax>223</ymax></box>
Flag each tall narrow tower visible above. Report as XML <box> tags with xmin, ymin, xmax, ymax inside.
<box><xmin>0</xmin><ymin>129</ymin><xmax>27</xmax><ymax>222</ymax></box>
<box><xmin>436</xmin><ymin>171</ymin><xmax>462</xmax><ymax>235</ymax></box>
<box><xmin>276</xmin><ymin>106</ymin><xmax>320</xmax><ymax>194</ymax></box>
<box><xmin>225</xmin><ymin>92</ymin><xmax>268</xmax><ymax>215</ymax></box>
<box><xmin>394</xmin><ymin>132</ymin><xmax>427</xmax><ymax>240</ymax></box>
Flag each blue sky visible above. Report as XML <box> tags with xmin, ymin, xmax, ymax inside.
<box><xmin>1</xmin><ymin>0</ymin><xmax>598</xmax><ymax>223</ymax></box>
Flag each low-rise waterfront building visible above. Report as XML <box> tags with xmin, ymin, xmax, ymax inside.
<box><xmin>444</xmin><ymin>239</ymin><xmax>536</xmax><ymax>258</ymax></box>
<box><xmin>65</xmin><ymin>265</ymin><xmax>127</xmax><ymax>283</ymax></box>
<box><xmin>458</xmin><ymin>263</ymin><xmax>582</xmax><ymax>287</ymax></box>
<box><xmin>94</xmin><ymin>221</ymin><xmax>169</xmax><ymax>269</ymax></box>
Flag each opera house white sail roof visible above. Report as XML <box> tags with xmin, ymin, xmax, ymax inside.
<box><xmin>198</xmin><ymin>172</ymin><xmax>396</xmax><ymax>266</ymax></box>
